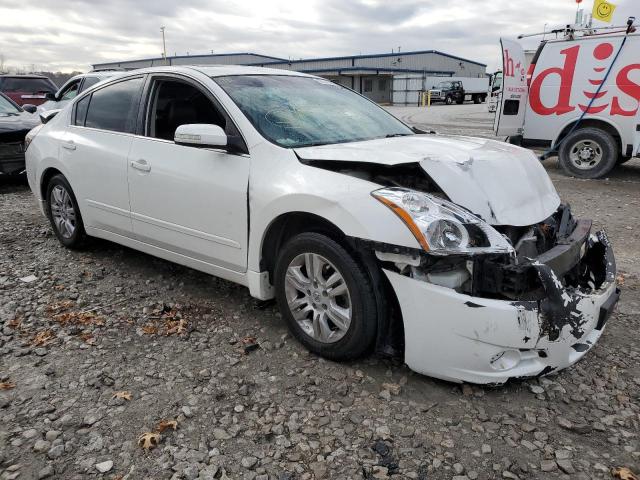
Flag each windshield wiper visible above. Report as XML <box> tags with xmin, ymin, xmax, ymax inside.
<box><xmin>385</xmin><ymin>133</ymin><xmax>413</xmax><ymax>138</ymax></box>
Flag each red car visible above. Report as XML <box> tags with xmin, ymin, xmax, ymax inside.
<box><xmin>0</xmin><ymin>75</ymin><xmax>57</xmax><ymax>106</ymax></box>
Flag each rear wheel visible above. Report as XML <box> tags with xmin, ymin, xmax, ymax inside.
<box><xmin>558</xmin><ymin>128</ymin><xmax>618</xmax><ymax>179</ymax></box>
<box><xmin>274</xmin><ymin>232</ymin><xmax>378</xmax><ymax>361</ymax></box>
<box><xmin>46</xmin><ymin>174</ymin><xmax>87</xmax><ymax>248</ymax></box>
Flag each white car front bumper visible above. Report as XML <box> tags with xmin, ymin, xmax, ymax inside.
<box><xmin>383</xmin><ymin>233</ymin><xmax>619</xmax><ymax>385</ymax></box>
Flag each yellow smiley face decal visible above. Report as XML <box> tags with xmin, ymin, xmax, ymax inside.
<box><xmin>598</xmin><ymin>3</ymin><xmax>612</xmax><ymax>17</ymax></box>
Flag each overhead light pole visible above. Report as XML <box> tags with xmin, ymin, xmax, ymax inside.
<box><xmin>160</xmin><ymin>26</ymin><xmax>168</xmax><ymax>65</ymax></box>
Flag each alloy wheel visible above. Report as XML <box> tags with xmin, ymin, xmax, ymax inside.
<box><xmin>50</xmin><ymin>185</ymin><xmax>76</xmax><ymax>239</ymax></box>
<box><xmin>284</xmin><ymin>253</ymin><xmax>352</xmax><ymax>344</ymax></box>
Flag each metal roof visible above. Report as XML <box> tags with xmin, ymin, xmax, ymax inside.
<box><xmin>92</xmin><ymin>52</ymin><xmax>287</xmax><ymax>68</ymax></box>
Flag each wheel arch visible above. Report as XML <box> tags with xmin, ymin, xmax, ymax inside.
<box><xmin>40</xmin><ymin>167</ymin><xmax>65</xmax><ymax>201</ymax></box>
<box><xmin>553</xmin><ymin>117</ymin><xmax>623</xmax><ymax>155</ymax></box>
<box><xmin>259</xmin><ymin>210</ymin><xmax>405</xmax><ymax>358</ymax></box>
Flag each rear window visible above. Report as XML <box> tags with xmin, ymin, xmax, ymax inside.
<box><xmin>80</xmin><ymin>76</ymin><xmax>102</xmax><ymax>93</ymax></box>
<box><xmin>0</xmin><ymin>77</ymin><xmax>56</xmax><ymax>93</ymax></box>
<box><xmin>84</xmin><ymin>77</ymin><xmax>143</xmax><ymax>133</ymax></box>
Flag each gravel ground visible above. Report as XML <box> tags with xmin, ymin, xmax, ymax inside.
<box><xmin>1</xmin><ymin>105</ymin><xmax>639</xmax><ymax>480</ymax></box>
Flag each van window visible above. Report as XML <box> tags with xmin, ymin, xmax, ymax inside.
<box><xmin>60</xmin><ymin>80</ymin><xmax>81</xmax><ymax>101</ymax></box>
<box><xmin>80</xmin><ymin>76</ymin><xmax>102</xmax><ymax>93</ymax></box>
<box><xmin>84</xmin><ymin>77</ymin><xmax>143</xmax><ymax>133</ymax></box>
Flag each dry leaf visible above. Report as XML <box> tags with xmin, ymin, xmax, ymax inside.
<box><xmin>164</xmin><ymin>319</ymin><xmax>187</xmax><ymax>336</ymax></box>
<box><xmin>112</xmin><ymin>391</ymin><xmax>132</xmax><ymax>401</ymax></box>
<box><xmin>156</xmin><ymin>419</ymin><xmax>178</xmax><ymax>433</ymax></box>
<box><xmin>7</xmin><ymin>316</ymin><xmax>22</xmax><ymax>329</ymax></box>
<box><xmin>79</xmin><ymin>332</ymin><xmax>95</xmax><ymax>345</ymax></box>
<box><xmin>138</xmin><ymin>432</ymin><xmax>161</xmax><ymax>450</ymax></box>
<box><xmin>32</xmin><ymin>330</ymin><xmax>55</xmax><ymax>346</ymax></box>
<box><xmin>613</xmin><ymin>467</ymin><xmax>639</xmax><ymax>480</ymax></box>
<box><xmin>616</xmin><ymin>273</ymin><xmax>626</xmax><ymax>286</ymax></box>
<box><xmin>54</xmin><ymin>311</ymin><xmax>104</xmax><ymax>327</ymax></box>
<box><xmin>0</xmin><ymin>381</ymin><xmax>16</xmax><ymax>390</ymax></box>
<box><xmin>241</xmin><ymin>336</ymin><xmax>257</xmax><ymax>345</ymax></box>
<box><xmin>53</xmin><ymin>284</ymin><xmax>65</xmax><ymax>291</ymax></box>
<box><xmin>46</xmin><ymin>300</ymin><xmax>75</xmax><ymax>315</ymax></box>
<box><xmin>142</xmin><ymin>324</ymin><xmax>158</xmax><ymax>335</ymax></box>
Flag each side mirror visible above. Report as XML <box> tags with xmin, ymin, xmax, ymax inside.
<box><xmin>174</xmin><ymin>124</ymin><xmax>227</xmax><ymax>148</ymax></box>
<box><xmin>45</xmin><ymin>92</ymin><xmax>57</xmax><ymax>100</ymax></box>
<box><xmin>22</xmin><ymin>104</ymin><xmax>37</xmax><ymax>114</ymax></box>
<box><xmin>39</xmin><ymin>109</ymin><xmax>61</xmax><ymax>124</ymax></box>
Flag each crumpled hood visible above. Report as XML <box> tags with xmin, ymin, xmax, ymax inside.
<box><xmin>295</xmin><ymin>134</ymin><xmax>561</xmax><ymax>226</ymax></box>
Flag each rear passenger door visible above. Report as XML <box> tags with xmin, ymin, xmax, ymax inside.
<box><xmin>63</xmin><ymin>76</ymin><xmax>145</xmax><ymax>237</ymax></box>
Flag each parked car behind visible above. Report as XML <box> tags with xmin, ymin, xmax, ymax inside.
<box><xmin>37</xmin><ymin>71</ymin><xmax>124</xmax><ymax>114</ymax></box>
<box><xmin>0</xmin><ymin>92</ymin><xmax>40</xmax><ymax>175</ymax></box>
<box><xmin>0</xmin><ymin>75</ymin><xmax>57</xmax><ymax>106</ymax></box>
<box><xmin>24</xmin><ymin>66</ymin><xmax>619</xmax><ymax>384</ymax></box>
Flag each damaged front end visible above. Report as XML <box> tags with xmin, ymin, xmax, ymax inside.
<box><xmin>365</xmin><ymin>203</ymin><xmax>619</xmax><ymax>384</ymax></box>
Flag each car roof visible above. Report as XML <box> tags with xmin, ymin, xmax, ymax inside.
<box><xmin>117</xmin><ymin>65</ymin><xmax>315</xmax><ymax>78</ymax></box>
<box><xmin>0</xmin><ymin>74</ymin><xmax>51</xmax><ymax>79</ymax></box>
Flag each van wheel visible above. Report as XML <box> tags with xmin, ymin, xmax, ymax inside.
<box><xmin>558</xmin><ymin>128</ymin><xmax>618</xmax><ymax>179</ymax></box>
<box><xmin>274</xmin><ymin>232</ymin><xmax>378</xmax><ymax>361</ymax></box>
<box><xmin>46</xmin><ymin>174</ymin><xmax>87</xmax><ymax>249</ymax></box>
<box><xmin>445</xmin><ymin>95</ymin><xmax>453</xmax><ymax>105</ymax></box>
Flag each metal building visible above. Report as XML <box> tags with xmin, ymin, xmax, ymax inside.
<box><xmin>92</xmin><ymin>50</ymin><xmax>486</xmax><ymax>105</ymax></box>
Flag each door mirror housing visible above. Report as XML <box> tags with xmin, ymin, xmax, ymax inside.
<box><xmin>174</xmin><ymin>124</ymin><xmax>227</xmax><ymax>148</ymax></box>
<box><xmin>22</xmin><ymin>104</ymin><xmax>37</xmax><ymax>114</ymax></box>
<box><xmin>39</xmin><ymin>109</ymin><xmax>61</xmax><ymax>124</ymax></box>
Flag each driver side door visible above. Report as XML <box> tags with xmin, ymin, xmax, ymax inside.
<box><xmin>127</xmin><ymin>74</ymin><xmax>251</xmax><ymax>273</ymax></box>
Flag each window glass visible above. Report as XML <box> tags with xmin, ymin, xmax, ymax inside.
<box><xmin>84</xmin><ymin>77</ymin><xmax>143</xmax><ymax>133</ymax></box>
<box><xmin>74</xmin><ymin>95</ymin><xmax>90</xmax><ymax>126</ymax></box>
<box><xmin>0</xmin><ymin>77</ymin><xmax>56</xmax><ymax>93</ymax></box>
<box><xmin>214</xmin><ymin>75</ymin><xmax>412</xmax><ymax>148</ymax></box>
<box><xmin>0</xmin><ymin>94</ymin><xmax>20</xmax><ymax>113</ymax></box>
<box><xmin>60</xmin><ymin>80</ymin><xmax>80</xmax><ymax>100</ymax></box>
<box><xmin>147</xmin><ymin>79</ymin><xmax>226</xmax><ymax>141</ymax></box>
<box><xmin>363</xmin><ymin>79</ymin><xmax>373</xmax><ymax>92</ymax></box>
<box><xmin>80</xmin><ymin>76</ymin><xmax>102</xmax><ymax>93</ymax></box>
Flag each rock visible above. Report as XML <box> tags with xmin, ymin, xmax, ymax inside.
<box><xmin>182</xmin><ymin>405</ymin><xmax>193</xmax><ymax>418</ymax></box>
<box><xmin>241</xmin><ymin>456</ymin><xmax>258</xmax><ymax>469</ymax></box>
<box><xmin>47</xmin><ymin>444</ymin><xmax>64</xmax><ymax>459</ymax></box>
<box><xmin>376</xmin><ymin>425</ymin><xmax>391</xmax><ymax>439</ymax></box>
<box><xmin>540</xmin><ymin>460</ymin><xmax>557</xmax><ymax>472</ymax></box>
<box><xmin>556</xmin><ymin>459</ymin><xmax>575</xmax><ymax>474</ymax></box>
<box><xmin>372</xmin><ymin>465</ymin><xmax>389</xmax><ymax>478</ymax></box>
<box><xmin>95</xmin><ymin>460</ymin><xmax>113</xmax><ymax>473</ymax></box>
<box><xmin>183</xmin><ymin>463</ymin><xmax>199</xmax><ymax>479</ymax></box>
<box><xmin>529</xmin><ymin>385</ymin><xmax>545</xmax><ymax>394</ymax></box>
<box><xmin>33</xmin><ymin>439</ymin><xmax>51</xmax><ymax>453</ymax></box>
<box><xmin>212</xmin><ymin>428</ymin><xmax>232</xmax><ymax>440</ymax></box>
<box><xmin>481</xmin><ymin>444</ymin><xmax>492</xmax><ymax>454</ymax></box>
<box><xmin>557</xmin><ymin>416</ymin><xmax>573</xmax><ymax>429</ymax></box>
<box><xmin>38</xmin><ymin>465</ymin><xmax>54</xmax><ymax>479</ymax></box>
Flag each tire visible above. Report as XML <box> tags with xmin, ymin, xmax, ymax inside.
<box><xmin>445</xmin><ymin>95</ymin><xmax>453</xmax><ymax>105</ymax></box>
<box><xmin>558</xmin><ymin>128</ymin><xmax>618</xmax><ymax>179</ymax></box>
<box><xmin>473</xmin><ymin>95</ymin><xmax>482</xmax><ymax>104</ymax></box>
<box><xmin>46</xmin><ymin>174</ymin><xmax>87</xmax><ymax>248</ymax></box>
<box><xmin>274</xmin><ymin>232</ymin><xmax>379</xmax><ymax>361</ymax></box>
<box><xmin>456</xmin><ymin>97</ymin><xmax>464</xmax><ymax>104</ymax></box>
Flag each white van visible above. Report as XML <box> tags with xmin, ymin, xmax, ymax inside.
<box><xmin>494</xmin><ymin>25</ymin><xmax>639</xmax><ymax>178</ymax></box>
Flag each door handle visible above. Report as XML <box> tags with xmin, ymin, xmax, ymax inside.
<box><xmin>61</xmin><ymin>141</ymin><xmax>76</xmax><ymax>151</ymax></box>
<box><xmin>130</xmin><ymin>159</ymin><xmax>151</xmax><ymax>172</ymax></box>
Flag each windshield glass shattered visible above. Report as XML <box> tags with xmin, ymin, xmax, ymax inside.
<box><xmin>214</xmin><ymin>75</ymin><xmax>413</xmax><ymax>148</ymax></box>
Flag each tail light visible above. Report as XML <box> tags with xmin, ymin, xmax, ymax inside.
<box><xmin>24</xmin><ymin>124</ymin><xmax>44</xmax><ymax>152</ymax></box>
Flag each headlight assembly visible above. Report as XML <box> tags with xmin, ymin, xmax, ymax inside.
<box><xmin>372</xmin><ymin>187</ymin><xmax>514</xmax><ymax>255</ymax></box>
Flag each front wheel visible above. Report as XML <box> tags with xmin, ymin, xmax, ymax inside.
<box><xmin>274</xmin><ymin>232</ymin><xmax>378</xmax><ymax>361</ymax></box>
<box><xmin>558</xmin><ymin>128</ymin><xmax>618</xmax><ymax>179</ymax></box>
<box><xmin>46</xmin><ymin>174</ymin><xmax>87</xmax><ymax>248</ymax></box>
<box><xmin>445</xmin><ymin>95</ymin><xmax>453</xmax><ymax>105</ymax></box>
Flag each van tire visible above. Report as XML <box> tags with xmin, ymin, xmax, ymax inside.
<box><xmin>558</xmin><ymin>128</ymin><xmax>618</xmax><ymax>179</ymax></box>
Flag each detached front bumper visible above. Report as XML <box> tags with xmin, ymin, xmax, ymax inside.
<box><xmin>384</xmin><ymin>231</ymin><xmax>619</xmax><ymax>384</ymax></box>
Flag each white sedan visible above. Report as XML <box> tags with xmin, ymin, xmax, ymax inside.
<box><xmin>24</xmin><ymin>66</ymin><xmax>619</xmax><ymax>384</ymax></box>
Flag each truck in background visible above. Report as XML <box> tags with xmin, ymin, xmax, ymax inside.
<box><xmin>428</xmin><ymin>77</ymin><xmax>489</xmax><ymax>105</ymax></box>
<box><xmin>488</xmin><ymin>71</ymin><xmax>503</xmax><ymax>112</ymax></box>
<box><xmin>494</xmin><ymin>19</ymin><xmax>639</xmax><ymax>178</ymax></box>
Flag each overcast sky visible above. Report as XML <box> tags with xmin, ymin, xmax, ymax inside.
<box><xmin>0</xmin><ymin>0</ymin><xmax>636</xmax><ymax>73</ymax></box>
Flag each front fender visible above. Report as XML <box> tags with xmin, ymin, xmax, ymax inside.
<box><xmin>247</xmin><ymin>188</ymin><xmax>421</xmax><ymax>273</ymax></box>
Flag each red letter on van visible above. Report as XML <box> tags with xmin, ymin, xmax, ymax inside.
<box><xmin>529</xmin><ymin>46</ymin><xmax>580</xmax><ymax>116</ymax></box>
<box><xmin>611</xmin><ymin>64</ymin><xmax>640</xmax><ymax>116</ymax></box>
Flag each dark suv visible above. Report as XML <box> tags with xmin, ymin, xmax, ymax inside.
<box><xmin>0</xmin><ymin>75</ymin><xmax>57</xmax><ymax>106</ymax></box>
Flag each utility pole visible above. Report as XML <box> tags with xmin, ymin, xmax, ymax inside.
<box><xmin>160</xmin><ymin>26</ymin><xmax>168</xmax><ymax>65</ymax></box>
